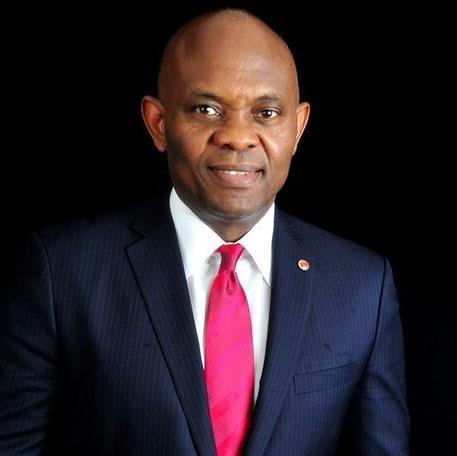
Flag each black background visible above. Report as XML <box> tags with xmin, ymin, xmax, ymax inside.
<box><xmin>2</xmin><ymin>1</ymin><xmax>455</xmax><ymax>453</ymax></box>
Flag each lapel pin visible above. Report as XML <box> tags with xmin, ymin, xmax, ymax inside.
<box><xmin>298</xmin><ymin>259</ymin><xmax>310</xmax><ymax>271</ymax></box>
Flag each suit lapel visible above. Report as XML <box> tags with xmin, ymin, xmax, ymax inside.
<box><xmin>126</xmin><ymin>199</ymin><xmax>216</xmax><ymax>456</ymax></box>
<box><xmin>244</xmin><ymin>210</ymin><xmax>316</xmax><ymax>455</ymax></box>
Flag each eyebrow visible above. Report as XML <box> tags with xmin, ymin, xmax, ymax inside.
<box><xmin>189</xmin><ymin>90</ymin><xmax>282</xmax><ymax>104</ymax></box>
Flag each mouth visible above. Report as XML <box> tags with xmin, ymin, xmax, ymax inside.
<box><xmin>208</xmin><ymin>165</ymin><xmax>263</xmax><ymax>187</ymax></box>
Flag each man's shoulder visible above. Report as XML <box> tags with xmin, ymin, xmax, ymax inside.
<box><xmin>33</xmin><ymin>196</ymin><xmax>168</xmax><ymax>251</ymax></box>
<box><xmin>277</xmin><ymin>209</ymin><xmax>384</xmax><ymax>267</ymax></box>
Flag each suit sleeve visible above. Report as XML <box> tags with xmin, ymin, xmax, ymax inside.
<box><xmin>347</xmin><ymin>258</ymin><xmax>410</xmax><ymax>455</ymax></box>
<box><xmin>0</xmin><ymin>231</ymin><xmax>58</xmax><ymax>454</ymax></box>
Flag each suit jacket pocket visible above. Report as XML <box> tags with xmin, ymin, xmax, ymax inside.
<box><xmin>294</xmin><ymin>363</ymin><xmax>357</xmax><ymax>394</ymax></box>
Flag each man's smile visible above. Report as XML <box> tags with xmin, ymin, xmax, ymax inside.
<box><xmin>208</xmin><ymin>165</ymin><xmax>263</xmax><ymax>187</ymax></box>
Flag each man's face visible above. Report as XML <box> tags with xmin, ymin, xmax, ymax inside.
<box><xmin>144</xmin><ymin>19</ymin><xmax>309</xmax><ymax>227</ymax></box>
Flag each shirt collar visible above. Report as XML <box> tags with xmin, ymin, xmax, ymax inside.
<box><xmin>169</xmin><ymin>188</ymin><xmax>274</xmax><ymax>285</ymax></box>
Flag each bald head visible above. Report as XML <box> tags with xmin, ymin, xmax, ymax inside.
<box><xmin>158</xmin><ymin>9</ymin><xmax>300</xmax><ymax>105</ymax></box>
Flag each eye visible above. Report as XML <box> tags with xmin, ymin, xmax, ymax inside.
<box><xmin>256</xmin><ymin>109</ymin><xmax>279</xmax><ymax>119</ymax></box>
<box><xmin>194</xmin><ymin>105</ymin><xmax>220</xmax><ymax>116</ymax></box>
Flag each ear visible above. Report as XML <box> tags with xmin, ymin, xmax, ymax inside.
<box><xmin>292</xmin><ymin>102</ymin><xmax>310</xmax><ymax>155</ymax></box>
<box><xmin>141</xmin><ymin>96</ymin><xmax>167</xmax><ymax>152</ymax></box>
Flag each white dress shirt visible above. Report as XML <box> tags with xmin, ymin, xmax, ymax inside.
<box><xmin>169</xmin><ymin>188</ymin><xmax>274</xmax><ymax>403</ymax></box>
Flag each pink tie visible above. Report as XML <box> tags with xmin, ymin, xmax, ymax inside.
<box><xmin>205</xmin><ymin>244</ymin><xmax>254</xmax><ymax>456</ymax></box>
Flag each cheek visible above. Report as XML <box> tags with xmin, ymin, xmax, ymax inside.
<box><xmin>264</xmin><ymin>135</ymin><xmax>295</xmax><ymax>177</ymax></box>
<box><xmin>166</xmin><ymin>128</ymin><xmax>206</xmax><ymax>167</ymax></box>
<box><xmin>272</xmin><ymin>156</ymin><xmax>293</xmax><ymax>189</ymax></box>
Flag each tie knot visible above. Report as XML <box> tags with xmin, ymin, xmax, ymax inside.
<box><xmin>218</xmin><ymin>244</ymin><xmax>245</xmax><ymax>272</ymax></box>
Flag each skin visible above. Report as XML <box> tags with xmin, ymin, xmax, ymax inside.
<box><xmin>142</xmin><ymin>11</ymin><xmax>310</xmax><ymax>241</ymax></box>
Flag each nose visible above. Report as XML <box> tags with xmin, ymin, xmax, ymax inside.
<box><xmin>210</xmin><ymin>116</ymin><xmax>259</xmax><ymax>151</ymax></box>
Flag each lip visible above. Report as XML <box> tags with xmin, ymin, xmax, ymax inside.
<box><xmin>208</xmin><ymin>165</ymin><xmax>262</xmax><ymax>187</ymax></box>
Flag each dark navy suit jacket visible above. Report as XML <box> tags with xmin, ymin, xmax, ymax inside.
<box><xmin>0</xmin><ymin>198</ymin><xmax>409</xmax><ymax>455</ymax></box>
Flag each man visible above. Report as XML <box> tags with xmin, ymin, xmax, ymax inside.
<box><xmin>0</xmin><ymin>9</ymin><xmax>409</xmax><ymax>455</ymax></box>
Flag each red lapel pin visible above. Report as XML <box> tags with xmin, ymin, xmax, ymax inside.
<box><xmin>298</xmin><ymin>259</ymin><xmax>310</xmax><ymax>271</ymax></box>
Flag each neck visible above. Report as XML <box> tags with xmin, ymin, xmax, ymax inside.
<box><xmin>190</xmin><ymin>204</ymin><xmax>272</xmax><ymax>243</ymax></box>
<box><xmin>206</xmin><ymin>219</ymin><xmax>256</xmax><ymax>243</ymax></box>
<box><xmin>205</xmin><ymin>205</ymin><xmax>273</xmax><ymax>242</ymax></box>
<box><xmin>171</xmin><ymin>189</ymin><xmax>274</xmax><ymax>242</ymax></box>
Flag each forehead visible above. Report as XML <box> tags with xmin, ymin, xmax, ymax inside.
<box><xmin>167</xmin><ymin>17</ymin><xmax>297</xmax><ymax>103</ymax></box>
<box><xmin>179</xmin><ymin>57</ymin><xmax>291</xmax><ymax>102</ymax></box>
